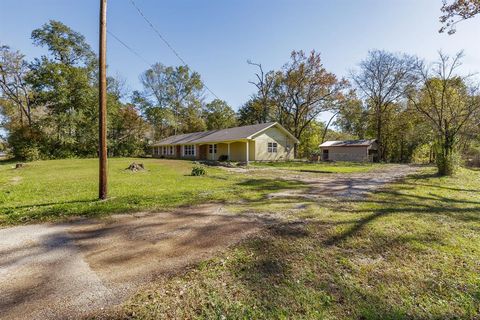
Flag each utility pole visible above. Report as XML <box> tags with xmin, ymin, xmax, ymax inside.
<box><xmin>99</xmin><ymin>0</ymin><xmax>108</xmax><ymax>199</ymax></box>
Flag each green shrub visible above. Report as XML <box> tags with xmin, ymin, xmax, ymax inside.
<box><xmin>436</xmin><ymin>150</ymin><xmax>460</xmax><ymax>176</ymax></box>
<box><xmin>191</xmin><ymin>166</ymin><xmax>206</xmax><ymax>176</ymax></box>
<box><xmin>17</xmin><ymin>145</ymin><xmax>42</xmax><ymax>161</ymax></box>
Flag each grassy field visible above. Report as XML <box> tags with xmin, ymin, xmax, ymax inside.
<box><xmin>117</xmin><ymin>168</ymin><xmax>480</xmax><ymax>319</ymax></box>
<box><xmin>0</xmin><ymin>158</ymin><xmax>304</xmax><ymax>225</ymax></box>
<box><xmin>251</xmin><ymin>161</ymin><xmax>387</xmax><ymax>173</ymax></box>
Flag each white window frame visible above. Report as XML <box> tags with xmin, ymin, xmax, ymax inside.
<box><xmin>208</xmin><ymin>144</ymin><xmax>217</xmax><ymax>154</ymax></box>
<box><xmin>184</xmin><ymin>144</ymin><xmax>195</xmax><ymax>156</ymax></box>
<box><xmin>169</xmin><ymin>146</ymin><xmax>174</xmax><ymax>155</ymax></box>
<box><xmin>267</xmin><ymin>142</ymin><xmax>278</xmax><ymax>153</ymax></box>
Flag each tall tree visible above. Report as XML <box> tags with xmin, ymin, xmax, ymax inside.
<box><xmin>109</xmin><ymin>104</ymin><xmax>148</xmax><ymax>156</ymax></box>
<box><xmin>237</xmin><ymin>98</ymin><xmax>270</xmax><ymax>125</ymax></box>
<box><xmin>138</xmin><ymin>63</ymin><xmax>204</xmax><ymax>135</ymax></box>
<box><xmin>274</xmin><ymin>50</ymin><xmax>347</xmax><ymax>156</ymax></box>
<box><xmin>203</xmin><ymin>99</ymin><xmax>237</xmax><ymax>130</ymax></box>
<box><xmin>335</xmin><ymin>95</ymin><xmax>369</xmax><ymax>140</ymax></box>
<box><xmin>407</xmin><ymin>52</ymin><xmax>480</xmax><ymax>175</ymax></box>
<box><xmin>31</xmin><ymin>20</ymin><xmax>95</xmax><ymax>66</ymax></box>
<box><xmin>440</xmin><ymin>0</ymin><xmax>480</xmax><ymax>34</ymax></box>
<box><xmin>0</xmin><ymin>45</ymin><xmax>36</xmax><ymax>127</ymax></box>
<box><xmin>351</xmin><ymin>50</ymin><xmax>417</xmax><ymax>161</ymax></box>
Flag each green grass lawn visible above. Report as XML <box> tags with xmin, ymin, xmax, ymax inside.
<box><xmin>118</xmin><ymin>168</ymin><xmax>480</xmax><ymax>319</ymax></box>
<box><xmin>0</xmin><ymin>158</ymin><xmax>305</xmax><ymax>225</ymax></box>
<box><xmin>251</xmin><ymin>161</ymin><xmax>388</xmax><ymax>173</ymax></box>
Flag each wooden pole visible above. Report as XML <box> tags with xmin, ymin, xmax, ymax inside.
<box><xmin>99</xmin><ymin>0</ymin><xmax>108</xmax><ymax>199</ymax></box>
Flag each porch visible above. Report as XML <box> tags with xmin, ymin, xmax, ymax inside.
<box><xmin>196</xmin><ymin>141</ymin><xmax>255</xmax><ymax>162</ymax></box>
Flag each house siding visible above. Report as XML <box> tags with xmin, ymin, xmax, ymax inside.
<box><xmin>253</xmin><ymin>127</ymin><xmax>295</xmax><ymax>161</ymax></box>
<box><xmin>322</xmin><ymin>146</ymin><xmax>369</xmax><ymax>162</ymax></box>
<box><xmin>151</xmin><ymin>123</ymin><xmax>298</xmax><ymax>162</ymax></box>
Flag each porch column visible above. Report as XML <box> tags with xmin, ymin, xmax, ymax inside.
<box><xmin>227</xmin><ymin>143</ymin><xmax>231</xmax><ymax>161</ymax></box>
<box><xmin>245</xmin><ymin>140</ymin><xmax>249</xmax><ymax>165</ymax></box>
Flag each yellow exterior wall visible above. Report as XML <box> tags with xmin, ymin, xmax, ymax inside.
<box><xmin>252</xmin><ymin>126</ymin><xmax>295</xmax><ymax>161</ymax></box>
<box><xmin>151</xmin><ymin>125</ymin><xmax>296</xmax><ymax>162</ymax></box>
<box><xmin>229</xmin><ymin>142</ymin><xmax>246</xmax><ymax>161</ymax></box>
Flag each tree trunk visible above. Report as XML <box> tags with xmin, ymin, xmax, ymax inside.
<box><xmin>376</xmin><ymin>107</ymin><xmax>383</xmax><ymax>161</ymax></box>
<box><xmin>321</xmin><ymin>111</ymin><xmax>339</xmax><ymax>143</ymax></box>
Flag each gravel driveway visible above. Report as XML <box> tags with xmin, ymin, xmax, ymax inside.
<box><xmin>0</xmin><ymin>205</ymin><xmax>260</xmax><ymax>320</ymax></box>
<box><xmin>0</xmin><ymin>165</ymin><xmax>419</xmax><ymax>319</ymax></box>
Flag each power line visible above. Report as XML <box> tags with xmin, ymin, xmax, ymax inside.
<box><xmin>107</xmin><ymin>30</ymin><xmax>151</xmax><ymax>65</ymax></box>
<box><xmin>108</xmin><ymin>31</ymin><xmax>150</xmax><ymax>66</ymax></box>
<box><xmin>128</xmin><ymin>0</ymin><xmax>220</xmax><ymax>100</ymax></box>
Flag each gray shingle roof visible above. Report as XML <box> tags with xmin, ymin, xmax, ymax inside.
<box><xmin>319</xmin><ymin>139</ymin><xmax>377</xmax><ymax>147</ymax></box>
<box><xmin>152</xmin><ymin>122</ymin><xmax>281</xmax><ymax>146</ymax></box>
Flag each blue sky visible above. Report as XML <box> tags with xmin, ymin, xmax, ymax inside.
<box><xmin>1</xmin><ymin>0</ymin><xmax>480</xmax><ymax>114</ymax></box>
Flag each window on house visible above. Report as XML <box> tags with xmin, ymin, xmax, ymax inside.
<box><xmin>170</xmin><ymin>146</ymin><xmax>174</xmax><ymax>155</ymax></box>
<box><xmin>184</xmin><ymin>145</ymin><xmax>195</xmax><ymax>156</ymax></box>
<box><xmin>208</xmin><ymin>144</ymin><xmax>217</xmax><ymax>154</ymax></box>
<box><xmin>267</xmin><ymin>142</ymin><xmax>278</xmax><ymax>153</ymax></box>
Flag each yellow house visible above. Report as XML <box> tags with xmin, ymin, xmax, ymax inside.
<box><xmin>151</xmin><ymin>122</ymin><xmax>299</xmax><ymax>162</ymax></box>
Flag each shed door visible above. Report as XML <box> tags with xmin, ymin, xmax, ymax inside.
<box><xmin>322</xmin><ymin>149</ymin><xmax>329</xmax><ymax>161</ymax></box>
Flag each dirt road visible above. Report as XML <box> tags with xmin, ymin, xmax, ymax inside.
<box><xmin>0</xmin><ymin>205</ymin><xmax>260</xmax><ymax>320</ymax></box>
<box><xmin>267</xmin><ymin>164</ymin><xmax>420</xmax><ymax>200</ymax></box>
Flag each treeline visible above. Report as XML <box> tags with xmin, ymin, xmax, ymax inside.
<box><xmin>238</xmin><ymin>50</ymin><xmax>480</xmax><ymax>175</ymax></box>
<box><xmin>1</xmin><ymin>20</ymin><xmax>480</xmax><ymax>175</ymax></box>
<box><xmin>0</xmin><ymin>21</ymin><xmax>238</xmax><ymax>161</ymax></box>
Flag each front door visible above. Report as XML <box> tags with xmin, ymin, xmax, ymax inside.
<box><xmin>176</xmin><ymin>145</ymin><xmax>181</xmax><ymax>157</ymax></box>
<box><xmin>199</xmin><ymin>145</ymin><xmax>208</xmax><ymax>160</ymax></box>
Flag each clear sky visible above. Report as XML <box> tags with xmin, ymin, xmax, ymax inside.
<box><xmin>1</xmin><ymin>0</ymin><xmax>480</xmax><ymax>114</ymax></box>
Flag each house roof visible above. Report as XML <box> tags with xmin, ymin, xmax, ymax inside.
<box><xmin>151</xmin><ymin>122</ymin><xmax>299</xmax><ymax>146</ymax></box>
<box><xmin>319</xmin><ymin>139</ymin><xmax>377</xmax><ymax>147</ymax></box>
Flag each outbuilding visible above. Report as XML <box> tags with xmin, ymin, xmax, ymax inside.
<box><xmin>319</xmin><ymin>139</ymin><xmax>378</xmax><ymax>162</ymax></box>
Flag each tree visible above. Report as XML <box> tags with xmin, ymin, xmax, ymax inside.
<box><xmin>109</xmin><ymin>104</ymin><xmax>148</xmax><ymax>156</ymax></box>
<box><xmin>138</xmin><ymin>63</ymin><xmax>204</xmax><ymax>135</ymax></box>
<box><xmin>247</xmin><ymin>61</ymin><xmax>276</xmax><ymax>123</ymax></box>
<box><xmin>203</xmin><ymin>99</ymin><xmax>237</xmax><ymax>130</ymax></box>
<box><xmin>237</xmin><ymin>98</ymin><xmax>269</xmax><ymax>125</ymax></box>
<box><xmin>407</xmin><ymin>52</ymin><xmax>480</xmax><ymax>175</ymax></box>
<box><xmin>274</xmin><ymin>50</ymin><xmax>347</xmax><ymax>156</ymax></box>
<box><xmin>320</xmin><ymin>91</ymin><xmax>360</xmax><ymax>143</ymax></box>
<box><xmin>351</xmin><ymin>50</ymin><xmax>417</xmax><ymax>161</ymax></box>
<box><xmin>440</xmin><ymin>0</ymin><xmax>480</xmax><ymax>34</ymax></box>
<box><xmin>0</xmin><ymin>45</ymin><xmax>36</xmax><ymax>127</ymax></box>
<box><xmin>335</xmin><ymin>95</ymin><xmax>369</xmax><ymax>140</ymax></box>
<box><xmin>31</xmin><ymin>20</ymin><xmax>95</xmax><ymax>66</ymax></box>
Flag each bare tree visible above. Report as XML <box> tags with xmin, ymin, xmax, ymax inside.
<box><xmin>440</xmin><ymin>0</ymin><xmax>480</xmax><ymax>34</ymax></box>
<box><xmin>247</xmin><ymin>60</ymin><xmax>276</xmax><ymax>123</ymax></box>
<box><xmin>0</xmin><ymin>45</ymin><xmax>35</xmax><ymax>127</ymax></box>
<box><xmin>407</xmin><ymin>51</ymin><xmax>480</xmax><ymax>175</ymax></box>
<box><xmin>351</xmin><ymin>50</ymin><xmax>417</xmax><ymax>161</ymax></box>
